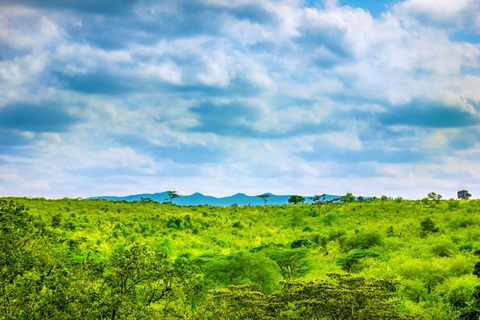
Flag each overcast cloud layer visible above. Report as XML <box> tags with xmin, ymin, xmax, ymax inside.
<box><xmin>1</xmin><ymin>0</ymin><xmax>480</xmax><ymax>199</ymax></box>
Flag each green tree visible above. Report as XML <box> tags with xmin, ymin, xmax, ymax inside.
<box><xmin>266</xmin><ymin>248</ymin><xmax>313</xmax><ymax>280</ymax></box>
<box><xmin>336</xmin><ymin>250</ymin><xmax>381</xmax><ymax>273</ymax></box>
<box><xmin>166</xmin><ymin>191</ymin><xmax>179</xmax><ymax>204</ymax></box>
<box><xmin>310</xmin><ymin>194</ymin><xmax>326</xmax><ymax>206</ymax></box>
<box><xmin>458</xmin><ymin>190</ymin><xmax>472</xmax><ymax>200</ymax></box>
<box><xmin>257</xmin><ymin>194</ymin><xmax>270</xmax><ymax>206</ymax></box>
<box><xmin>207</xmin><ymin>274</ymin><xmax>421</xmax><ymax>319</ymax></box>
<box><xmin>340</xmin><ymin>193</ymin><xmax>356</xmax><ymax>203</ymax></box>
<box><xmin>288</xmin><ymin>195</ymin><xmax>305</xmax><ymax>204</ymax></box>
<box><xmin>420</xmin><ymin>217</ymin><xmax>439</xmax><ymax>233</ymax></box>
<box><xmin>203</xmin><ymin>251</ymin><xmax>281</xmax><ymax>294</ymax></box>
<box><xmin>427</xmin><ymin>192</ymin><xmax>442</xmax><ymax>204</ymax></box>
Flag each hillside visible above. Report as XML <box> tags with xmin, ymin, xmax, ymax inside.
<box><xmin>2</xmin><ymin>196</ymin><xmax>480</xmax><ymax>319</ymax></box>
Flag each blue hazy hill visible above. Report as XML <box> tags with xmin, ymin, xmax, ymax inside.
<box><xmin>88</xmin><ymin>192</ymin><xmax>340</xmax><ymax>206</ymax></box>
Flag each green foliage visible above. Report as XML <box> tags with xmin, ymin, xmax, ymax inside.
<box><xmin>320</xmin><ymin>212</ymin><xmax>339</xmax><ymax>226</ymax></box>
<box><xmin>310</xmin><ymin>194</ymin><xmax>326</xmax><ymax>205</ymax></box>
<box><xmin>208</xmin><ymin>274</ymin><xmax>421</xmax><ymax>319</ymax></box>
<box><xmin>203</xmin><ymin>251</ymin><xmax>282</xmax><ymax>294</ymax></box>
<box><xmin>336</xmin><ymin>249</ymin><xmax>382</xmax><ymax>272</ymax></box>
<box><xmin>290</xmin><ymin>239</ymin><xmax>312</xmax><ymax>248</ymax></box>
<box><xmin>428</xmin><ymin>192</ymin><xmax>443</xmax><ymax>204</ymax></box>
<box><xmin>458</xmin><ymin>190</ymin><xmax>472</xmax><ymax>200</ymax></box>
<box><xmin>3</xmin><ymin>196</ymin><xmax>480</xmax><ymax>319</ymax></box>
<box><xmin>420</xmin><ymin>217</ymin><xmax>439</xmax><ymax>233</ymax></box>
<box><xmin>288</xmin><ymin>195</ymin><xmax>305</xmax><ymax>204</ymax></box>
<box><xmin>395</xmin><ymin>196</ymin><xmax>405</xmax><ymax>203</ymax></box>
<box><xmin>340</xmin><ymin>192</ymin><xmax>356</xmax><ymax>203</ymax></box>
<box><xmin>266</xmin><ymin>248</ymin><xmax>312</xmax><ymax>279</ymax></box>
<box><xmin>344</xmin><ymin>231</ymin><xmax>384</xmax><ymax>251</ymax></box>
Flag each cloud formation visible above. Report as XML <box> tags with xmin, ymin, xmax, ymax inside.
<box><xmin>0</xmin><ymin>0</ymin><xmax>480</xmax><ymax>199</ymax></box>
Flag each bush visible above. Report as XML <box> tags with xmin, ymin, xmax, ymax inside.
<box><xmin>445</xmin><ymin>216</ymin><xmax>475</xmax><ymax>230</ymax></box>
<box><xmin>420</xmin><ymin>217</ymin><xmax>439</xmax><ymax>233</ymax></box>
<box><xmin>430</xmin><ymin>240</ymin><xmax>456</xmax><ymax>257</ymax></box>
<box><xmin>290</xmin><ymin>239</ymin><xmax>312</xmax><ymax>249</ymax></box>
<box><xmin>441</xmin><ymin>275</ymin><xmax>480</xmax><ymax>309</ymax></box>
<box><xmin>336</xmin><ymin>249</ymin><xmax>381</xmax><ymax>273</ymax></box>
<box><xmin>320</xmin><ymin>213</ymin><xmax>339</xmax><ymax>226</ymax></box>
<box><xmin>344</xmin><ymin>231</ymin><xmax>383</xmax><ymax>251</ymax></box>
<box><xmin>203</xmin><ymin>251</ymin><xmax>281</xmax><ymax>294</ymax></box>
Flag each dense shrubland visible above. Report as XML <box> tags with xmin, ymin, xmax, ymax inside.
<box><xmin>2</xmin><ymin>196</ymin><xmax>480</xmax><ymax>319</ymax></box>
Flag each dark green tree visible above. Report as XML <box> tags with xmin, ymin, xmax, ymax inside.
<box><xmin>288</xmin><ymin>195</ymin><xmax>305</xmax><ymax>204</ymax></box>
<box><xmin>340</xmin><ymin>193</ymin><xmax>356</xmax><ymax>203</ymax></box>
<box><xmin>458</xmin><ymin>190</ymin><xmax>472</xmax><ymax>200</ymax></box>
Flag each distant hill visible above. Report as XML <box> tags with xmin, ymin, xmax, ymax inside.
<box><xmin>88</xmin><ymin>192</ymin><xmax>340</xmax><ymax>206</ymax></box>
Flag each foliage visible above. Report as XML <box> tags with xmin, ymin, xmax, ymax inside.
<box><xmin>428</xmin><ymin>192</ymin><xmax>443</xmax><ymax>204</ymax></box>
<box><xmin>309</xmin><ymin>194</ymin><xmax>326</xmax><ymax>205</ymax></box>
<box><xmin>208</xmin><ymin>274</ymin><xmax>421</xmax><ymax>319</ymax></box>
<box><xmin>203</xmin><ymin>251</ymin><xmax>282</xmax><ymax>294</ymax></box>
<box><xmin>2</xmin><ymin>196</ymin><xmax>480</xmax><ymax>319</ymax></box>
<box><xmin>344</xmin><ymin>231</ymin><xmax>384</xmax><ymax>251</ymax></box>
<box><xmin>420</xmin><ymin>217</ymin><xmax>439</xmax><ymax>233</ymax></box>
<box><xmin>288</xmin><ymin>195</ymin><xmax>305</xmax><ymax>204</ymax></box>
<box><xmin>336</xmin><ymin>249</ymin><xmax>382</xmax><ymax>273</ymax></box>
<box><xmin>340</xmin><ymin>192</ymin><xmax>356</xmax><ymax>203</ymax></box>
<box><xmin>458</xmin><ymin>190</ymin><xmax>472</xmax><ymax>200</ymax></box>
<box><xmin>266</xmin><ymin>248</ymin><xmax>312</xmax><ymax>280</ymax></box>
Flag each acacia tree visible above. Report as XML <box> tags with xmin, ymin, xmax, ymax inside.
<box><xmin>166</xmin><ymin>191</ymin><xmax>179</xmax><ymax>204</ymax></box>
<box><xmin>207</xmin><ymin>273</ymin><xmax>421</xmax><ymax>319</ymax></box>
<box><xmin>310</xmin><ymin>194</ymin><xmax>326</xmax><ymax>206</ymax></box>
<box><xmin>257</xmin><ymin>194</ymin><xmax>270</xmax><ymax>206</ymax></box>
<box><xmin>458</xmin><ymin>190</ymin><xmax>472</xmax><ymax>200</ymax></box>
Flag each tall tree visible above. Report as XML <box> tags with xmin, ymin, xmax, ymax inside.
<box><xmin>257</xmin><ymin>194</ymin><xmax>270</xmax><ymax>206</ymax></box>
<box><xmin>166</xmin><ymin>191</ymin><xmax>179</xmax><ymax>204</ymax></box>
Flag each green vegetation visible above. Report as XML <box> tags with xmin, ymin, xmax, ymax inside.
<box><xmin>2</xmin><ymin>195</ymin><xmax>480</xmax><ymax>319</ymax></box>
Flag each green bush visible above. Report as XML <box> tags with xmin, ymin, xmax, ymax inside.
<box><xmin>344</xmin><ymin>231</ymin><xmax>383</xmax><ymax>251</ymax></box>
<box><xmin>203</xmin><ymin>251</ymin><xmax>281</xmax><ymax>294</ymax></box>
<box><xmin>336</xmin><ymin>249</ymin><xmax>381</xmax><ymax>273</ymax></box>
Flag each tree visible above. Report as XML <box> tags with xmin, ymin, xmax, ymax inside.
<box><xmin>266</xmin><ymin>248</ymin><xmax>312</xmax><ymax>280</ymax></box>
<box><xmin>288</xmin><ymin>195</ymin><xmax>305</xmax><ymax>204</ymax></box>
<box><xmin>203</xmin><ymin>251</ymin><xmax>281</xmax><ymax>294</ymax></box>
<box><xmin>310</xmin><ymin>194</ymin><xmax>326</xmax><ymax>206</ymax></box>
<box><xmin>340</xmin><ymin>193</ymin><xmax>356</xmax><ymax>203</ymax></box>
<box><xmin>356</xmin><ymin>196</ymin><xmax>365</xmax><ymax>202</ymax></box>
<box><xmin>458</xmin><ymin>190</ymin><xmax>472</xmax><ymax>200</ymax></box>
<box><xmin>427</xmin><ymin>192</ymin><xmax>442</xmax><ymax>204</ymax></box>
<box><xmin>207</xmin><ymin>274</ymin><xmax>421</xmax><ymax>319</ymax></box>
<box><xmin>257</xmin><ymin>194</ymin><xmax>270</xmax><ymax>206</ymax></box>
<box><xmin>166</xmin><ymin>191</ymin><xmax>179</xmax><ymax>204</ymax></box>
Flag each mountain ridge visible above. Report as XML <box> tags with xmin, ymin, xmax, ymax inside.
<box><xmin>88</xmin><ymin>192</ymin><xmax>341</xmax><ymax>206</ymax></box>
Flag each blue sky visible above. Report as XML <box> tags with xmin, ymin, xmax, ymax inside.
<box><xmin>1</xmin><ymin>0</ymin><xmax>480</xmax><ymax>199</ymax></box>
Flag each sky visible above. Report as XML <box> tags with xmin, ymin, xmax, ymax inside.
<box><xmin>1</xmin><ymin>0</ymin><xmax>480</xmax><ymax>199</ymax></box>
